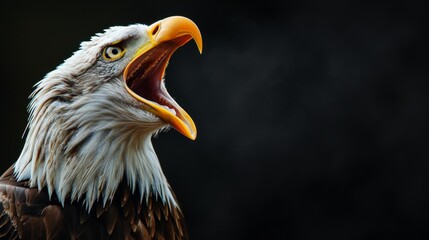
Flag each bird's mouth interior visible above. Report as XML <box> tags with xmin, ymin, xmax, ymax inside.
<box><xmin>124</xmin><ymin>36</ymin><xmax>191</xmax><ymax>118</ymax></box>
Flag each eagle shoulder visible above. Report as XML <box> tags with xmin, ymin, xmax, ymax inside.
<box><xmin>0</xmin><ymin>166</ymin><xmax>188</xmax><ymax>240</ymax></box>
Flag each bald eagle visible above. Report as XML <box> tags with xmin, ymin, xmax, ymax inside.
<box><xmin>0</xmin><ymin>16</ymin><xmax>202</xmax><ymax>239</ymax></box>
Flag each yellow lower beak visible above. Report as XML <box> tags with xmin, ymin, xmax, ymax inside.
<box><xmin>123</xmin><ymin>16</ymin><xmax>202</xmax><ymax>140</ymax></box>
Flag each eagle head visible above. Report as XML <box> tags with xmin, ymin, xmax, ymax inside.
<box><xmin>13</xmin><ymin>16</ymin><xmax>202</xmax><ymax>210</ymax></box>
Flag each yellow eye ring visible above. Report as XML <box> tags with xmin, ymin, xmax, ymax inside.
<box><xmin>103</xmin><ymin>45</ymin><xmax>125</xmax><ymax>61</ymax></box>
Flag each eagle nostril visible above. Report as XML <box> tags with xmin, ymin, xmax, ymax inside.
<box><xmin>151</xmin><ymin>24</ymin><xmax>160</xmax><ymax>36</ymax></box>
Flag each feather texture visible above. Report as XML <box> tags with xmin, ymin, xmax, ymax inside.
<box><xmin>0</xmin><ymin>166</ymin><xmax>188</xmax><ymax>240</ymax></box>
<box><xmin>12</xmin><ymin>24</ymin><xmax>177</xmax><ymax>210</ymax></box>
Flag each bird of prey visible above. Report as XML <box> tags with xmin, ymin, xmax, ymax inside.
<box><xmin>0</xmin><ymin>16</ymin><xmax>202</xmax><ymax>239</ymax></box>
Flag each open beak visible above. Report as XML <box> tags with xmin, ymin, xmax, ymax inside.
<box><xmin>123</xmin><ymin>16</ymin><xmax>202</xmax><ymax>140</ymax></box>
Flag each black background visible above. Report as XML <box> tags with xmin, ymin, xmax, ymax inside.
<box><xmin>1</xmin><ymin>0</ymin><xmax>428</xmax><ymax>239</ymax></box>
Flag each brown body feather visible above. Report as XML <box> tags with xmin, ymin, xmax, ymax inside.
<box><xmin>0</xmin><ymin>166</ymin><xmax>188</xmax><ymax>240</ymax></box>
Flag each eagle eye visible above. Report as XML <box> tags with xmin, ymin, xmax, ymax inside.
<box><xmin>103</xmin><ymin>45</ymin><xmax>125</xmax><ymax>61</ymax></box>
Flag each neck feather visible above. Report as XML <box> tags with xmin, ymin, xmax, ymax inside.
<box><xmin>13</xmin><ymin>74</ymin><xmax>176</xmax><ymax>211</ymax></box>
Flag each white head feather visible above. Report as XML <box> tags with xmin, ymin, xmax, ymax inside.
<box><xmin>13</xmin><ymin>24</ymin><xmax>178</xmax><ymax>210</ymax></box>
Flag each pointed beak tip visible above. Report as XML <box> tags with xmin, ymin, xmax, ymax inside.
<box><xmin>196</xmin><ymin>40</ymin><xmax>203</xmax><ymax>54</ymax></box>
<box><xmin>152</xmin><ymin>16</ymin><xmax>203</xmax><ymax>55</ymax></box>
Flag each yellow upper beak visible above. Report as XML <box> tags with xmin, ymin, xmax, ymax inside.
<box><xmin>146</xmin><ymin>16</ymin><xmax>203</xmax><ymax>54</ymax></box>
<box><xmin>123</xmin><ymin>16</ymin><xmax>202</xmax><ymax>140</ymax></box>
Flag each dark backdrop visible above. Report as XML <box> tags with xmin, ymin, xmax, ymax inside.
<box><xmin>1</xmin><ymin>0</ymin><xmax>427</xmax><ymax>239</ymax></box>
